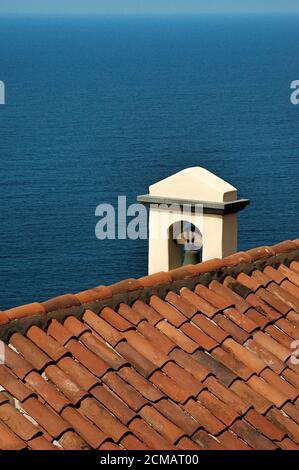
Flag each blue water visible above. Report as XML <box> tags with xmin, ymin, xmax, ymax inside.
<box><xmin>0</xmin><ymin>14</ymin><xmax>298</xmax><ymax>309</ymax></box>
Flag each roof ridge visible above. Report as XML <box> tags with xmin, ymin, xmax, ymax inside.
<box><xmin>0</xmin><ymin>239</ymin><xmax>298</xmax><ymax>331</ymax></box>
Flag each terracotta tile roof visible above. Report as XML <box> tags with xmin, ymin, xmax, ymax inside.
<box><xmin>0</xmin><ymin>239</ymin><xmax>299</xmax><ymax>450</ymax></box>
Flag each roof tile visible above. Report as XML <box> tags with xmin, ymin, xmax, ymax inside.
<box><xmin>129</xmin><ymin>417</ymin><xmax>176</xmax><ymax>450</ymax></box>
<box><xmin>101</xmin><ymin>307</ymin><xmax>133</xmax><ymax>331</ymax></box>
<box><xmin>3</xmin><ymin>343</ymin><xmax>34</xmax><ymax>380</ymax></box>
<box><xmin>74</xmin><ymin>288</ymin><xmax>111</xmax><ymax>304</ymax></box>
<box><xmin>230</xmin><ymin>380</ymin><xmax>272</xmax><ymax>414</ymax></box>
<box><xmin>131</xmin><ymin>300</ymin><xmax>162</xmax><ymax>325</ymax></box>
<box><xmin>156</xmin><ymin>321</ymin><xmax>199</xmax><ymax>353</ymax></box>
<box><xmin>79</xmin><ymin>397</ymin><xmax>128</xmax><ymax>442</ymax></box>
<box><xmin>264</xmin><ymin>265</ymin><xmax>286</xmax><ymax>284</ymax></box>
<box><xmin>139</xmin><ymin>272</ymin><xmax>172</xmax><ymax>288</ymax></box>
<box><xmin>245</xmin><ymin>409</ymin><xmax>284</xmax><ymax>441</ymax></box>
<box><xmin>27</xmin><ymin>325</ymin><xmax>68</xmax><ymax>361</ymax></box>
<box><xmin>282</xmin><ymin>403</ymin><xmax>299</xmax><ymax>425</ymax></box>
<box><xmin>290</xmin><ymin>260</ymin><xmax>299</xmax><ymax>272</ymax></box>
<box><xmin>253</xmin><ymin>331</ymin><xmax>291</xmax><ymax>361</ymax></box>
<box><xmin>231</xmin><ymin>420</ymin><xmax>277</xmax><ymax>450</ymax></box>
<box><xmin>140</xmin><ymin>405</ymin><xmax>185</xmax><ymax>444</ymax></box>
<box><xmin>47</xmin><ymin>319</ymin><xmax>74</xmax><ymax>346</ymax></box>
<box><xmin>256</xmin><ymin>287</ymin><xmax>290</xmax><ymax>315</ymax></box>
<box><xmin>120</xmin><ymin>433</ymin><xmax>150</xmax><ymax>450</ymax></box>
<box><xmin>0</xmin><ymin>312</ymin><xmax>10</xmax><ymax>325</ymax></box>
<box><xmin>27</xmin><ymin>435</ymin><xmax>58</xmax><ymax>450</ymax></box>
<box><xmin>165</xmin><ymin>291</ymin><xmax>197</xmax><ymax>318</ymax></box>
<box><xmin>21</xmin><ymin>397</ymin><xmax>70</xmax><ymax>439</ymax></box>
<box><xmin>91</xmin><ymin>385</ymin><xmax>135</xmax><ymax>425</ymax></box>
<box><xmin>267</xmin><ymin>283</ymin><xmax>299</xmax><ymax>312</ymax></box>
<box><xmin>211</xmin><ymin>347</ymin><xmax>254</xmax><ymax>381</ymax></box>
<box><xmin>184</xmin><ymin>399</ymin><xmax>226</xmax><ymax>435</ymax></box>
<box><xmin>223</xmin><ymin>251</ymin><xmax>251</xmax><ymax>266</ymax></box>
<box><xmin>222</xmin><ymin>307</ymin><xmax>257</xmax><ymax>334</ymax></box>
<box><xmin>163</xmin><ymin>362</ymin><xmax>204</xmax><ymax>398</ymax></box>
<box><xmin>0</xmin><ymin>421</ymin><xmax>27</xmax><ymax>450</ymax></box>
<box><xmin>176</xmin><ymin>436</ymin><xmax>201</xmax><ymax>450</ymax></box>
<box><xmin>0</xmin><ymin>401</ymin><xmax>39</xmax><ymax>441</ymax></box>
<box><xmin>181</xmin><ymin>287</ymin><xmax>218</xmax><ymax>318</ymax></box>
<box><xmin>267</xmin><ymin>408</ymin><xmax>299</xmax><ymax>444</ymax></box>
<box><xmin>168</xmin><ymin>265</ymin><xmax>198</xmax><ymax>281</ymax></box>
<box><xmin>83</xmin><ymin>310</ymin><xmax>123</xmax><ymax>347</ymax></box>
<box><xmin>246</xmin><ymin>246</ymin><xmax>275</xmax><ymax>261</ymax></box>
<box><xmin>195</xmin><ymin>284</ymin><xmax>232</xmax><ymax>311</ymax></box>
<box><xmin>279</xmin><ymin>264</ymin><xmax>299</xmax><ymax>287</ymax></box>
<box><xmin>272</xmin><ymin>240</ymin><xmax>298</xmax><ymax>254</ymax></box>
<box><xmin>110</xmin><ymin>278</ymin><xmax>142</xmax><ymax>295</ymax></box>
<box><xmin>260</xmin><ymin>368</ymin><xmax>298</xmax><ymax>401</ymax></box>
<box><xmin>191</xmin><ymin>314</ymin><xmax>229</xmax><ymax>343</ymax></box>
<box><xmin>214</xmin><ymin>314</ymin><xmax>250</xmax><ymax>344</ymax></box>
<box><xmin>245</xmin><ymin>339</ymin><xmax>286</xmax><ymax>375</ymax></box>
<box><xmin>42</xmin><ymin>294</ymin><xmax>81</xmax><ymax>313</ymax></box>
<box><xmin>4</xmin><ymin>303</ymin><xmax>45</xmax><ymax>320</ymax></box>
<box><xmin>265</xmin><ymin>324</ymin><xmax>294</xmax><ymax>349</ymax></box>
<box><xmin>102</xmin><ymin>371</ymin><xmax>147</xmax><ymax>411</ymax></box>
<box><xmin>181</xmin><ymin>322</ymin><xmax>218</xmax><ymax>351</ymax></box>
<box><xmin>79</xmin><ymin>331</ymin><xmax>126</xmax><ymax>370</ymax></box>
<box><xmin>192</xmin><ymin>429</ymin><xmax>225</xmax><ymax>450</ymax></box>
<box><xmin>246</xmin><ymin>293</ymin><xmax>281</xmax><ymax>321</ymax></box>
<box><xmin>0</xmin><ymin>365</ymin><xmax>35</xmax><ymax>402</ymax></box>
<box><xmin>251</xmin><ymin>270</ymin><xmax>273</xmax><ymax>287</ymax></box>
<box><xmin>155</xmin><ymin>399</ymin><xmax>200</xmax><ymax>436</ymax></box>
<box><xmin>124</xmin><ymin>330</ymin><xmax>170</xmax><ymax>367</ymax></box>
<box><xmin>63</xmin><ymin>316</ymin><xmax>90</xmax><ymax>337</ymax></box>
<box><xmin>25</xmin><ymin>371</ymin><xmax>69</xmax><ymax>413</ymax></box>
<box><xmin>45</xmin><ymin>364</ymin><xmax>87</xmax><ymax>405</ymax></box>
<box><xmin>57</xmin><ymin>430</ymin><xmax>89</xmax><ymax>450</ymax></box>
<box><xmin>149</xmin><ymin>295</ymin><xmax>187</xmax><ymax>327</ymax></box>
<box><xmin>118</xmin><ymin>303</ymin><xmax>143</xmax><ymax>326</ymax></box>
<box><xmin>236</xmin><ymin>272</ymin><xmax>261</xmax><ymax>292</ymax></box>
<box><xmin>223</xmin><ymin>338</ymin><xmax>267</xmax><ymax>374</ymax></box>
<box><xmin>197</xmin><ymin>390</ymin><xmax>238</xmax><ymax>426</ymax></box>
<box><xmin>170</xmin><ymin>348</ymin><xmax>210</xmax><ymax>382</ymax></box>
<box><xmin>192</xmin><ymin>258</ymin><xmax>226</xmax><ymax>274</ymax></box>
<box><xmin>276</xmin><ymin>437</ymin><xmax>299</xmax><ymax>451</ymax></box>
<box><xmin>137</xmin><ymin>320</ymin><xmax>176</xmax><ymax>355</ymax></box>
<box><xmin>116</xmin><ymin>341</ymin><xmax>157</xmax><ymax>378</ymax></box>
<box><xmin>282</xmin><ymin>368</ymin><xmax>299</xmax><ymax>389</ymax></box>
<box><xmin>57</xmin><ymin>356</ymin><xmax>99</xmax><ymax>391</ymax></box>
<box><xmin>204</xmin><ymin>376</ymin><xmax>249</xmax><ymax>415</ymax></box>
<box><xmin>10</xmin><ymin>333</ymin><xmax>51</xmax><ymax>371</ymax></box>
<box><xmin>193</xmin><ymin>350</ymin><xmax>237</xmax><ymax>387</ymax></box>
<box><xmin>217</xmin><ymin>430</ymin><xmax>251</xmax><ymax>450</ymax></box>
<box><xmin>118</xmin><ymin>366</ymin><xmax>164</xmax><ymax>402</ymax></box>
<box><xmin>247</xmin><ymin>375</ymin><xmax>289</xmax><ymax>408</ymax></box>
<box><xmin>65</xmin><ymin>339</ymin><xmax>110</xmax><ymax>378</ymax></box>
<box><xmin>150</xmin><ymin>370</ymin><xmax>191</xmax><ymax>404</ymax></box>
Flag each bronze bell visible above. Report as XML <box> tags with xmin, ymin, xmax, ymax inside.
<box><xmin>182</xmin><ymin>249</ymin><xmax>199</xmax><ymax>266</ymax></box>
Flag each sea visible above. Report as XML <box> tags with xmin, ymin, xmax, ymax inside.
<box><xmin>0</xmin><ymin>14</ymin><xmax>298</xmax><ymax>309</ymax></box>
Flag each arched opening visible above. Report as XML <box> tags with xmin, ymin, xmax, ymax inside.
<box><xmin>168</xmin><ymin>221</ymin><xmax>203</xmax><ymax>270</ymax></box>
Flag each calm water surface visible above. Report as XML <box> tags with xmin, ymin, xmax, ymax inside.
<box><xmin>0</xmin><ymin>15</ymin><xmax>298</xmax><ymax>308</ymax></box>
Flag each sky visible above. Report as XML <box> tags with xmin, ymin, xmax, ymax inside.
<box><xmin>0</xmin><ymin>0</ymin><xmax>299</xmax><ymax>15</ymax></box>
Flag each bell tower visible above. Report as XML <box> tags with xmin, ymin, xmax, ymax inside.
<box><xmin>138</xmin><ymin>167</ymin><xmax>250</xmax><ymax>274</ymax></box>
